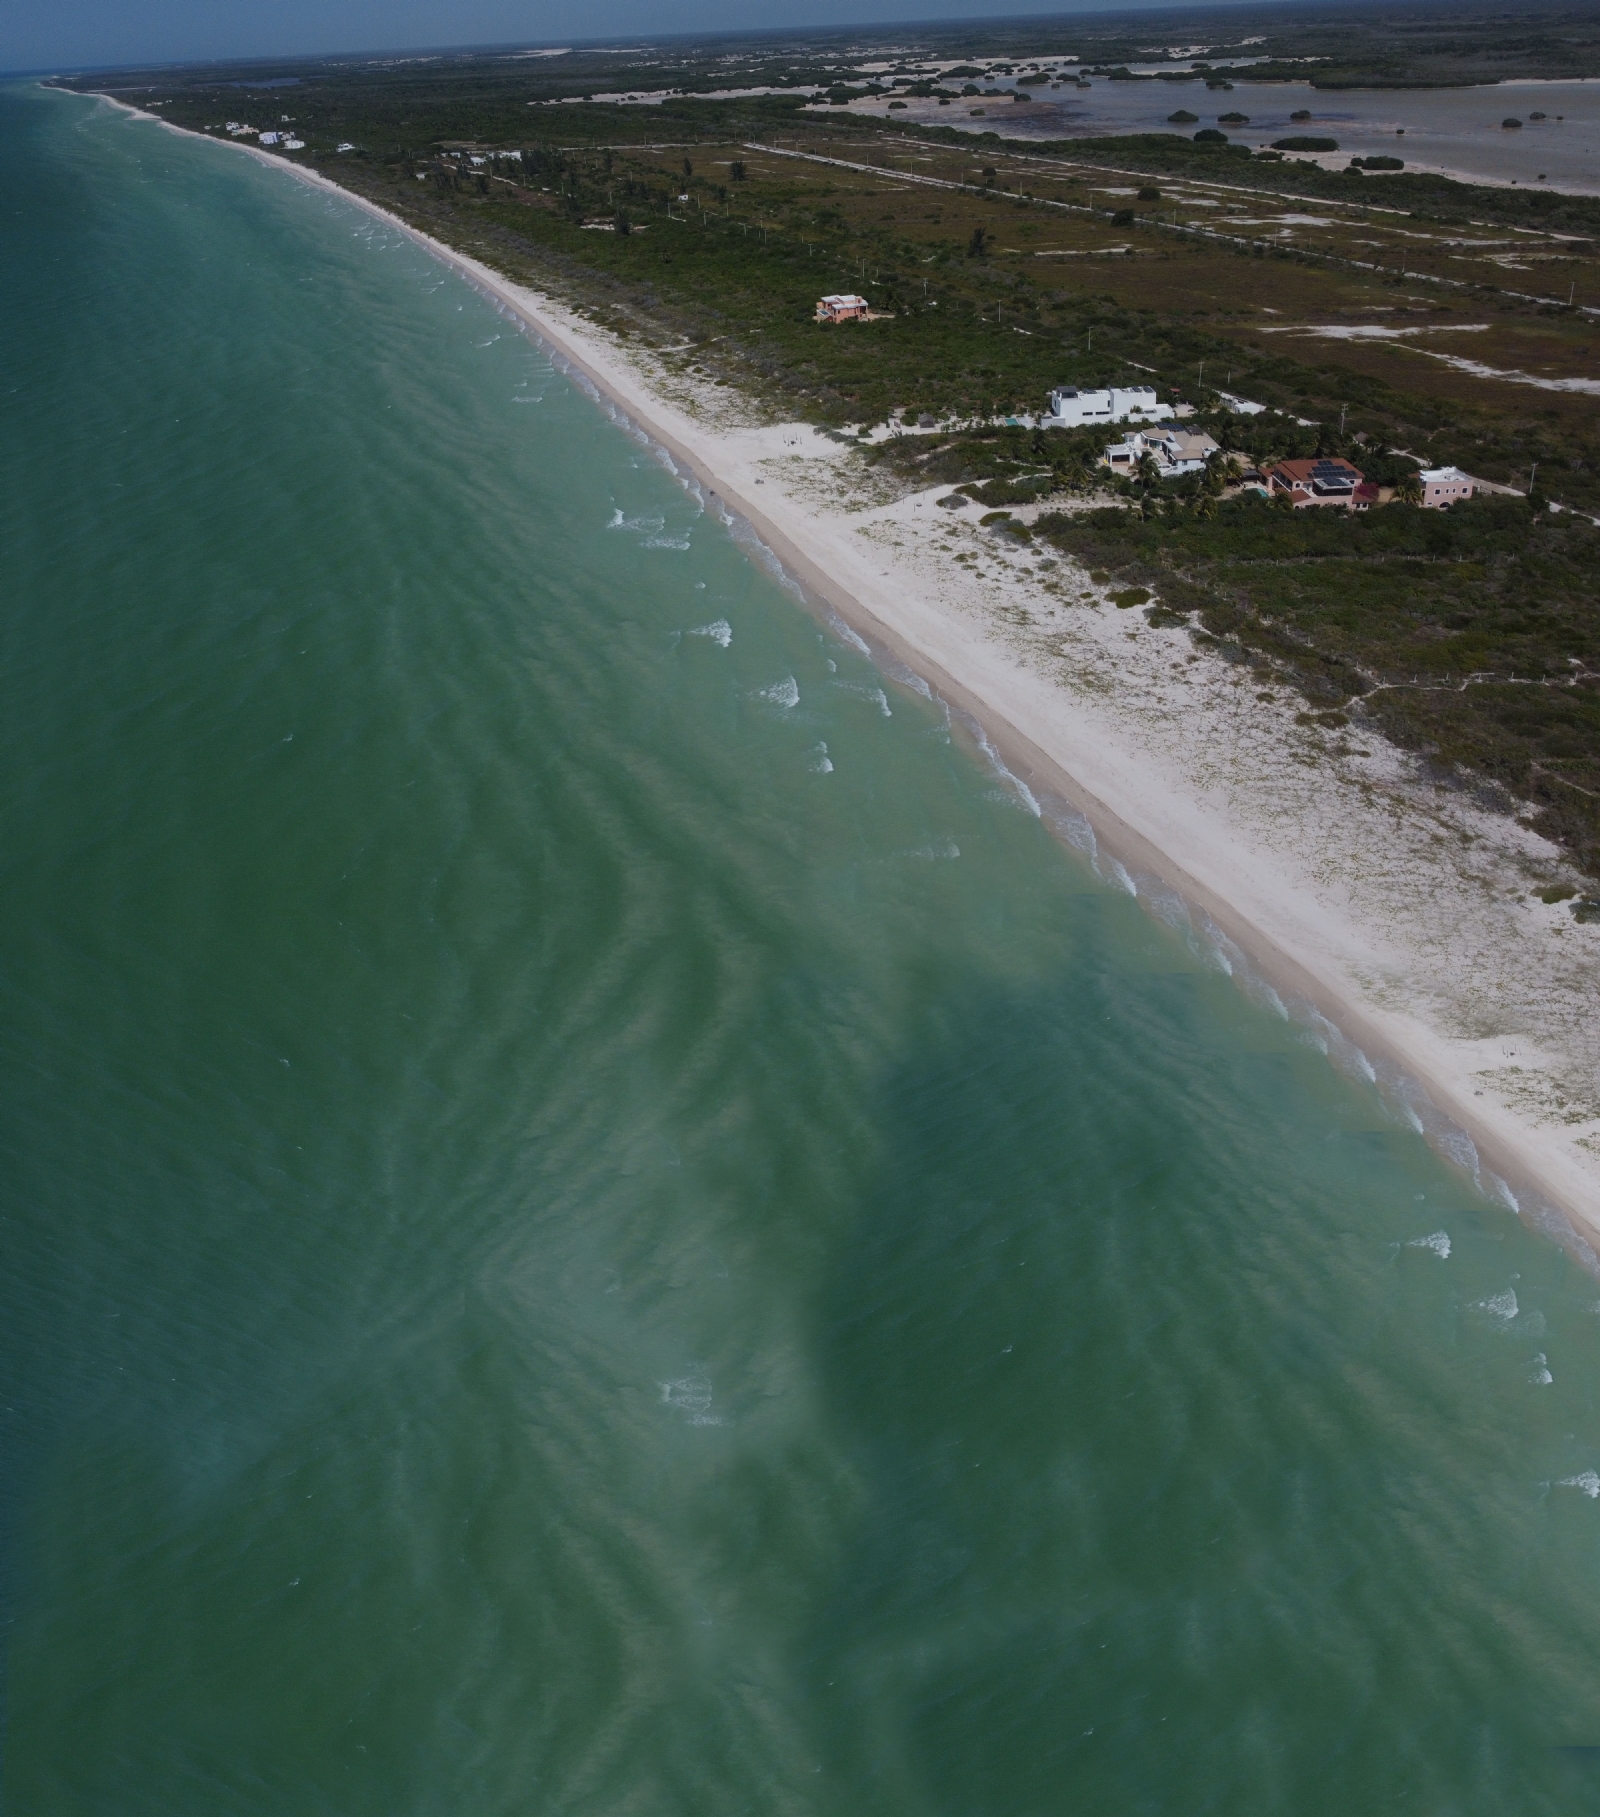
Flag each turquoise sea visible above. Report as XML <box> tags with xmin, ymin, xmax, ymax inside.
<box><xmin>9</xmin><ymin>82</ymin><xmax>1600</xmax><ymax>1814</ymax></box>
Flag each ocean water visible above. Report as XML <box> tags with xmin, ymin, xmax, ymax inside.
<box><xmin>872</xmin><ymin>74</ymin><xmax>1600</xmax><ymax>193</ymax></box>
<box><xmin>8</xmin><ymin>81</ymin><xmax>1600</xmax><ymax>1815</ymax></box>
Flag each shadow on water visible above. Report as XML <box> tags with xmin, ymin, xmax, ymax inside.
<box><xmin>799</xmin><ymin>937</ymin><xmax>1600</xmax><ymax>1816</ymax></box>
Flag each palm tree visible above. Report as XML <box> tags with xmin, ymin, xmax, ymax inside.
<box><xmin>1394</xmin><ymin>470</ymin><xmax>1423</xmax><ymax>506</ymax></box>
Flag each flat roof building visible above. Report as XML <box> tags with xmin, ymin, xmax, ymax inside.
<box><xmin>1419</xmin><ymin>466</ymin><xmax>1476</xmax><ymax>509</ymax></box>
<box><xmin>816</xmin><ymin>294</ymin><xmax>871</xmax><ymax>324</ymax></box>
<box><xmin>1043</xmin><ymin>385</ymin><xmax>1165</xmax><ymax>428</ymax></box>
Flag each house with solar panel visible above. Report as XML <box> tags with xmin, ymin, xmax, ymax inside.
<box><xmin>1265</xmin><ymin>457</ymin><xmax>1375</xmax><ymax>510</ymax></box>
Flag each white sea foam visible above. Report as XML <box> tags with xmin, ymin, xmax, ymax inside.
<box><xmin>808</xmin><ymin>742</ymin><xmax>834</xmax><ymax>773</ymax></box>
<box><xmin>1105</xmin><ymin>858</ymin><xmax>1138</xmax><ymax>897</ymax></box>
<box><xmin>908</xmin><ymin>837</ymin><xmax>961</xmax><ymax>860</ymax></box>
<box><xmin>1145</xmin><ymin>883</ymin><xmax>1192</xmax><ymax>936</ymax></box>
<box><xmin>966</xmin><ymin>718</ymin><xmax>1041</xmax><ymax>816</ymax></box>
<box><xmin>1560</xmin><ymin>1471</ymin><xmax>1600</xmax><ymax>1498</ymax></box>
<box><xmin>688</xmin><ymin>619</ymin><xmax>732</xmax><ymax>647</ymax></box>
<box><xmin>661</xmin><ymin>1374</ymin><xmax>712</xmax><ymax>1414</ymax></box>
<box><xmin>757</xmin><ymin>677</ymin><xmax>800</xmax><ymax>709</ymax></box>
<box><xmin>1045</xmin><ymin>801</ymin><xmax>1098</xmax><ymax>863</ymax></box>
<box><xmin>833</xmin><ymin>680</ymin><xmax>891</xmax><ymax>716</ymax></box>
<box><xmin>1531</xmin><ymin>1353</ymin><xmax>1554</xmax><ymax>1384</ymax></box>
<box><xmin>827</xmin><ymin>614</ymin><xmax>872</xmax><ymax>657</ymax></box>
<box><xmin>1408</xmin><ymin>1230</ymin><xmax>1452</xmax><ymax>1259</ymax></box>
<box><xmin>882</xmin><ymin>656</ymin><xmax>932</xmax><ymax>701</ymax></box>
<box><xmin>1438</xmin><ymin>1129</ymin><xmax>1482</xmax><ymax>1189</ymax></box>
<box><xmin>1489</xmin><ymin>1175</ymin><xmax>1521</xmax><ymax>1214</ymax></box>
<box><xmin>1478</xmin><ymin>1287</ymin><xmax>1519</xmax><ymax>1321</ymax></box>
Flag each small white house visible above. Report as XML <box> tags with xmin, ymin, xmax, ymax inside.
<box><xmin>1042</xmin><ymin>385</ymin><xmax>1165</xmax><ymax>428</ymax></box>
<box><xmin>1419</xmin><ymin>466</ymin><xmax>1476</xmax><ymax>509</ymax></box>
<box><xmin>259</xmin><ymin>131</ymin><xmax>281</xmax><ymax>146</ymax></box>
<box><xmin>282</xmin><ymin>138</ymin><xmax>305</xmax><ymax>150</ymax></box>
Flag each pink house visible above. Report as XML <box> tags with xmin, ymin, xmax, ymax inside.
<box><xmin>816</xmin><ymin>294</ymin><xmax>870</xmax><ymax>324</ymax></box>
<box><xmin>1419</xmin><ymin>466</ymin><xmax>1476</xmax><ymax>509</ymax></box>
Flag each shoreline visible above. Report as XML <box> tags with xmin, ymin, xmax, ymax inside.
<box><xmin>96</xmin><ymin>91</ymin><xmax>1600</xmax><ymax>1254</ymax></box>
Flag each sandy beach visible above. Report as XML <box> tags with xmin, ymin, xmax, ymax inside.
<box><xmin>115</xmin><ymin>98</ymin><xmax>1600</xmax><ymax>1256</ymax></box>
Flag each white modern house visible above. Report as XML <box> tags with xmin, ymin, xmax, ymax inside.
<box><xmin>1042</xmin><ymin>385</ymin><xmax>1165</xmax><ymax>428</ymax></box>
<box><xmin>1103</xmin><ymin>426</ymin><xmax>1220</xmax><ymax>477</ymax></box>
<box><xmin>1419</xmin><ymin>466</ymin><xmax>1476</xmax><ymax>508</ymax></box>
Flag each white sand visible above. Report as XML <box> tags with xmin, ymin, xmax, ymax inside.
<box><xmin>111</xmin><ymin>99</ymin><xmax>1600</xmax><ymax>1252</ymax></box>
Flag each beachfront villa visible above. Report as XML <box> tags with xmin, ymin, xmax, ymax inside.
<box><xmin>815</xmin><ymin>294</ymin><xmax>871</xmax><ymax>324</ymax></box>
<box><xmin>1103</xmin><ymin>425</ymin><xmax>1220</xmax><ymax>477</ymax></box>
<box><xmin>1419</xmin><ymin>465</ymin><xmax>1477</xmax><ymax>508</ymax></box>
<box><xmin>1042</xmin><ymin>385</ymin><xmax>1165</xmax><ymax>428</ymax></box>
<box><xmin>1265</xmin><ymin>456</ymin><xmax>1374</xmax><ymax>510</ymax></box>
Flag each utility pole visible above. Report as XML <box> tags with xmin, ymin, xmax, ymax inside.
<box><xmin>1340</xmin><ymin>403</ymin><xmax>1347</xmax><ymax>436</ymax></box>
<box><xmin>1529</xmin><ymin>460</ymin><xmax>1539</xmax><ymax>494</ymax></box>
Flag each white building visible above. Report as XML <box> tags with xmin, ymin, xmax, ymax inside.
<box><xmin>259</xmin><ymin>131</ymin><xmax>281</xmax><ymax>146</ymax></box>
<box><xmin>1103</xmin><ymin>426</ymin><xmax>1219</xmax><ymax>477</ymax></box>
<box><xmin>1419</xmin><ymin>466</ymin><xmax>1476</xmax><ymax>509</ymax></box>
<box><xmin>1042</xmin><ymin>385</ymin><xmax>1165</xmax><ymax>428</ymax></box>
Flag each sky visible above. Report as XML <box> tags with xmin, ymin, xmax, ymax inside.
<box><xmin>2</xmin><ymin>0</ymin><xmax>1254</xmax><ymax>76</ymax></box>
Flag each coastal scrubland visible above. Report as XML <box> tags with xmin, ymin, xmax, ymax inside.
<box><xmin>59</xmin><ymin>10</ymin><xmax>1600</xmax><ymax>886</ymax></box>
